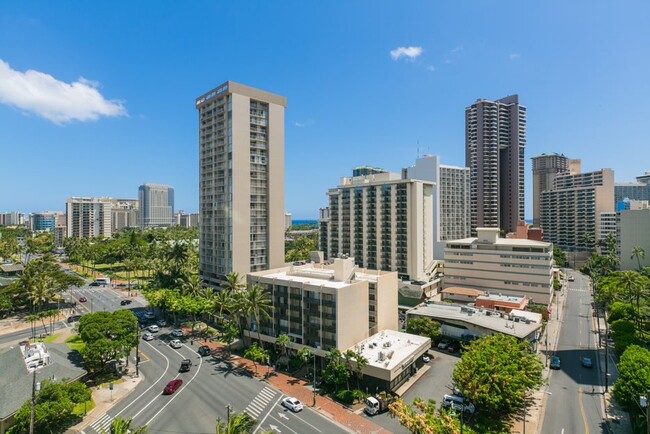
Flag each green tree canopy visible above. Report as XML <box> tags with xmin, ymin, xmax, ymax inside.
<box><xmin>452</xmin><ymin>334</ymin><xmax>544</xmax><ymax>430</ymax></box>
<box><xmin>612</xmin><ymin>345</ymin><xmax>650</xmax><ymax>419</ymax></box>
<box><xmin>406</xmin><ymin>317</ymin><xmax>441</xmax><ymax>342</ymax></box>
<box><xmin>215</xmin><ymin>411</ymin><xmax>258</xmax><ymax>434</ymax></box>
<box><xmin>8</xmin><ymin>379</ymin><xmax>91</xmax><ymax>434</ymax></box>
<box><xmin>389</xmin><ymin>397</ymin><xmax>477</xmax><ymax>434</ymax></box>
<box><xmin>77</xmin><ymin>310</ymin><xmax>138</xmax><ymax>373</ymax></box>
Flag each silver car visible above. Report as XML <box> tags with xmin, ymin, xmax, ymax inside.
<box><xmin>170</xmin><ymin>339</ymin><xmax>182</xmax><ymax>349</ymax></box>
<box><xmin>142</xmin><ymin>332</ymin><xmax>154</xmax><ymax>341</ymax></box>
<box><xmin>148</xmin><ymin>325</ymin><xmax>160</xmax><ymax>333</ymax></box>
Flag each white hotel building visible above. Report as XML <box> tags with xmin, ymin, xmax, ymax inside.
<box><xmin>444</xmin><ymin>227</ymin><xmax>554</xmax><ymax>305</ymax></box>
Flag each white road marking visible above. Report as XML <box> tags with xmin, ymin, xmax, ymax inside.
<box><xmin>143</xmin><ymin>349</ymin><xmax>203</xmax><ymax>426</ymax></box>
<box><xmin>268</xmin><ymin>416</ymin><xmax>299</xmax><ymax>434</ymax></box>
<box><xmin>253</xmin><ymin>395</ymin><xmax>284</xmax><ymax>434</ymax></box>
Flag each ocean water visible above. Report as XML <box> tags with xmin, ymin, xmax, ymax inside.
<box><xmin>292</xmin><ymin>219</ymin><xmax>318</xmax><ymax>227</ymax></box>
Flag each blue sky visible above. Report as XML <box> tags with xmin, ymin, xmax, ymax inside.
<box><xmin>1</xmin><ymin>1</ymin><xmax>649</xmax><ymax>219</ymax></box>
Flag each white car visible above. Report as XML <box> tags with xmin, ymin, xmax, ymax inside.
<box><xmin>170</xmin><ymin>339</ymin><xmax>182</xmax><ymax>349</ymax></box>
<box><xmin>441</xmin><ymin>394</ymin><xmax>475</xmax><ymax>414</ymax></box>
<box><xmin>148</xmin><ymin>325</ymin><xmax>160</xmax><ymax>333</ymax></box>
<box><xmin>142</xmin><ymin>332</ymin><xmax>154</xmax><ymax>341</ymax></box>
<box><xmin>437</xmin><ymin>341</ymin><xmax>450</xmax><ymax>350</ymax></box>
<box><xmin>171</xmin><ymin>329</ymin><xmax>183</xmax><ymax>337</ymax></box>
<box><xmin>144</xmin><ymin>312</ymin><xmax>155</xmax><ymax>319</ymax></box>
<box><xmin>422</xmin><ymin>355</ymin><xmax>431</xmax><ymax>363</ymax></box>
<box><xmin>282</xmin><ymin>397</ymin><xmax>303</xmax><ymax>412</ymax></box>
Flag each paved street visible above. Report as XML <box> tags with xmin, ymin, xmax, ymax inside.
<box><xmin>540</xmin><ymin>271</ymin><xmax>606</xmax><ymax>434</ymax></box>
<box><xmin>80</xmin><ymin>325</ymin><xmax>350</xmax><ymax>434</ymax></box>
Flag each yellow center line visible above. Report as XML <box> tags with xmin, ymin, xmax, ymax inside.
<box><xmin>578</xmin><ymin>387</ymin><xmax>589</xmax><ymax>434</ymax></box>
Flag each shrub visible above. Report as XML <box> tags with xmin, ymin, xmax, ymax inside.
<box><xmin>333</xmin><ymin>390</ymin><xmax>355</xmax><ymax>404</ymax></box>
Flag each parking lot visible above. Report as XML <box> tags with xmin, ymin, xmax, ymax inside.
<box><xmin>364</xmin><ymin>349</ymin><xmax>461</xmax><ymax>433</ymax></box>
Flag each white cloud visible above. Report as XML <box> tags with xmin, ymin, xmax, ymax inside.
<box><xmin>0</xmin><ymin>59</ymin><xmax>127</xmax><ymax>124</ymax></box>
<box><xmin>390</xmin><ymin>46</ymin><xmax>423</xmax><ymax>61</ymax></box>
<box><xmin>426</xmin><ymin>65</ymin><xmax>437</xmax><ymax>72</ymax></box>
<box><xmin>510</xmin><ymin>53</ymin><xmax>521</xmax><ymax>60</ymax></box>
<box><xmin>293</xmin><ymin>119</ymin><xmax>315</xmax><ymax>128</ymax></box>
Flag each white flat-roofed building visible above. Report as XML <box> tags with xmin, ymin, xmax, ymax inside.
<box><xmin>444</xmin><ymin>227</ymin><xmax>554</xmax><ymax>305</ymax></box>
<box><xmin>407</xmin><ymin>302</ymin><xmax>542</xmax><ymax>348</ymax></box>
<box><xmin>347</xmin><ymin>330</ymin><xmax>430</xmax><ymax>392</ymax></box>
<box><xmin>246</xmin><ymin>256</ymin><xmax>398</xmax><ymax>354</ymax></box>
<box><xmin>66</xmin><ymin>197</ymin><xmax>113</xmax><ymax>238</ymax></box>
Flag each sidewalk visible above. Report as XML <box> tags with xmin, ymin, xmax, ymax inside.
<box><xmin>198</xmin><ymin>340</ymin><xmax>391</xmax><ymax>434</ymax></box>
<box><xmin>67</xmin><ymin>371</ymin><xmax>143</xmax><ymax>434</ymax></box>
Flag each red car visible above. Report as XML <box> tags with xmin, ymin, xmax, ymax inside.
<box><xmin>79</xmin><ymin>297</ymin><xmax>87</xmax><ymax>302</ymax></box>
<box><xmin>163</xmin><ymin>379</ymin><xmax>183</xmax><ymax>395</ymax></box>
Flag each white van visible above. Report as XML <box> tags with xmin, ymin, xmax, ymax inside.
<box><xmin>94</xmin><ymin>278</ymin><xmax>111</xmax><ymax>286</ymax></box>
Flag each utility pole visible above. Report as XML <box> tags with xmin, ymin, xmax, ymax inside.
<box><xmin>605</xmin><ymin>316</ymin><xmax>609</xmax><ymax>392</ymax></box>
<box><xmin>313</xmin><ymin>354</ymin><xmax>317</xmax><ymax>407</ymax></box>
<box><xmin>226</xmin><ymin>404</ymin><xmax>232</xmax><ymax>424</ymax></box>
<box><xmin>29</xmin><ymin>370</ymin><xmax>35</xmax><ymax>434</ymax></box>
<box><xmin>135</xmin><ymin>328</ymin><xmax>140</xmax><ymax>377</ymax></box>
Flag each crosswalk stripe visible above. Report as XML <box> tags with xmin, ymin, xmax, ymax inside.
<box><xmin>259</xmin><ymin>388</ymin><xmax>275</xmax><ymax>399</ymax></box>
<box><xmin>245</xmin><ymin>406</ymin><xmax>261</xmax><ymax>417</ymax></box>
<box><xmin>247</xmin><ymin>401</ymin><xmax>265</xmax><ymax>412</ymax></box>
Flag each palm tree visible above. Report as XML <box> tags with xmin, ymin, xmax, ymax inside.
<box><xmin>604</xmin><ymin>271</ymin><xmax>650</xmax><ymax>329</ymax></box>
<box><xmin>222</xmin><ymin>271</ymin><xmax>245</xmax><ymax>293</ymax></box>
<box><xmin>243</xmin><ymin>284</ymin><xmax>273</xmax><ymax>347</ymax></box>
<box><xmin>631</xmin><ymin>246</ymin><xmax>646</xmax><ymax>271</ymax></box>
<box><xmin>215</xmin><ymin>411</ymin><xmax>258</xmax><ymax>434</ymax></box>
<box><xmin>100</xmin><ymin>417</ymin><xmax>147</xmax><ymax>434</ymax></box>
<box><xmin>214</xmin><ymin>288</ymin><xmax>234</xmax><ymax>325</ymax></box>
<box><xmin>353</xmin><ymin>350</ymin><xmax>369</xmax><ymax>390</ymax></box>
<box><xmin>176</xmin><ymin>274</ymin><xmax>203</xmax><ymax>297</ymax></box>
<box><xmin>275</xmin><ymin>333</ymin><xmax>291</xmax><ymax>370</ymax></box>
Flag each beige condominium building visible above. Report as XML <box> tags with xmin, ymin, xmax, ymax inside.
<box><xmin>531</xmin><ymin>153</ymin><xmax>581</xmax><ymax>227</ymax></box>
<box><xmin>319</xmin><ymin>170</ymin><xmax>434</xmax><ymax>282</ymax></box>
<box><xmin>403</xmin><ymin>154</ymin><xmax>471</xmax><ymax>244</ymax></box>
<box><xmin>65</xmin><ymin>197</ymin><xmax>113</xmax><ymax>238</ymax></box>
<box><xmin>466</xmin><ymin>95</ymin><xmax>526</xmax><ymax>235</ymax></box>
<box><xmin>540</xmin><ymin>168</ymin><xmax>615</xmax><ymax>252</ymax></box>
<box><xmin>110</xmin><ymin>199</ymin><xmax>139</xmax><ymax>233</ymax></box>
<box><xmin>618</xmin><ymin>209</ymin><xmax>650</xmax><ymax>270</ymax></box>
<box><xmin>196</xmin><ymin>82</ymin><xmax>286</xmax><ymax>287</ymax></box>
<box><xmin>246</xmin><ymin>256</ymin><xmax>398</xmax><ymax>353</ymax></box>
<box><xmin>444</xmin><ymin>227</ymin><xmax>554</xmax><ymax>305</ymax></box>
<box><xmin>138</xmin><ymin>184</ymin><xmax>174</xmax><ymax>229</ymax></box>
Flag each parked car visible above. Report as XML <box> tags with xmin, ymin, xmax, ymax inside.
<box><xmin>170</xmin><ymin>339</ymin><xmax>182</xmax><ymax>349</ymax></box>
<box><xmin>581</xmin><ymin>357</ymin><xmax>593</xmax><ymax>368</ymax></box>
<box><xmin>568</xmin><ymin>276</ymin><xmax>575</xmax><ymax>282</ymax></box>
<box><xmin>157</xmin><ymin>319</ymin><xmax>167</xmax><ymax>327</ymax></box>
<box><xmin>120</xmin><ymin>300</ymin><xmax>132</xmax><ymax>306</ymax></box>
<box><xmin>437</xmin><ymin>341</ymin><xmax>450</xmax><ymax>350</ymax></box>
<box><xmin>163</xmin><ymin>379</ymin><xmax>183</xmax><ymax>395</ymax></box>
<box><xmin>144</xmin><ymin>312</ymin><xmax>155</xmax><ymax>319</ymax></box>
<box><xmin>142</xmin><ymin>332</ymin><xmax>154</xmax><ymax>341</ymax></box>
<box><xmin>171</xmin><ymin>329</ymin><xmax>183</xmax><ymax>337</ymax></box>
<box><xmin>441</xmin><ymin>394</ymin><xmax>475</xmax><ymax>414</ymax></box>
<box><xmin>447</xmin><ymin>343</ymin><xmax>460</xmax><ymax>353</ymax></box>
<box><xmin>148</xmin><ymin>325</ymin><xmax>160</xmax><ymax>333</ymax></box>
<box><xmin>282</xmin><ymin>397</ymin><xmax>303</xmax><ymax>412</ymax></box>
<box><xmin>550</xmin><ymin>356</ymin><xmax>561</xmax><ymax>370</ymax></box>
<box><xmin>89</xmin><ymin>282</ymin><xmax>101</xmax><ymax>287</ymax></box>
<box><xmin>180</xmin><ymin>359</ymin><xmax>192</xmax><ymax>372</ymax></box>
<box><xmin>422</xmin><ymin>355</ymin><xmax>431</xmax><ymax>363</ymax></box>
<box><xmin>79</xmin><ymin>297</ymin><xmax>87</xmax><ymax>302</ymax></box>
<box><xmin>198</xmin><ymin>345</ymin><xmax>211</xmax><ymax>356</ymax></box>
<box><xmin>67</xmin><ymin>315</ymin><xmax>82</xmax><ymax>323</ymax></box>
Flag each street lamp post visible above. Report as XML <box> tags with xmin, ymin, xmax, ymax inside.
<box><xmin>29</xmin><ymin>370</ymin><xmax>41</xmax><ymax>434</ymax></box>
<box><xmin>135</xmin><ymin>328</ymin><xmax>140</xmax><ymax>377</ymax></box>
<box><xmin>312</xmin><ymin>354</ymin><xmax>317</xmax><ymax>407</ymax></box>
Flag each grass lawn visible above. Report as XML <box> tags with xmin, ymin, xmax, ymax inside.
<box><xmin>65</xmin><ymin>335</ymin><xmax>86</xmax><ymax>352</ymax></box>
<box><xmin>72</xmin><ymin>399</ymin><xmax>95</xmax><ymax>417</ymax></box>
<box><xmin>112</xmin><ymin>270</ymin><xmax>151</xmax><ymax>279</ymax></box>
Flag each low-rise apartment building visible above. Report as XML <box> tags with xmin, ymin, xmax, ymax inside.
<box><xmin>443</xmin><ymin>227</ymin><xmax>554</xmax><ymax>305</ymax></box>
<box><xmin>246</xmin><ymin>256</ymin><xmax>398</xmax><ymax>353</ymax></box>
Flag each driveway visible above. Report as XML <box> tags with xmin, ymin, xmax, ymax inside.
<box><xmin>364</xmin><ymin>350</ymin><xmax>461</xmax><ymax>433</ymax></box>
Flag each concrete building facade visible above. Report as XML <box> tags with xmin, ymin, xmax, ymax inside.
<box><xmin>197</xmin><ymin>82</ymin><xmax>286</xmax><ymax>287</ymax></box>
<box><xmin>29</xmin><ymin>212</ymin><xmax>64</xmax><ymax>232</ymax></box>
<box><xmin>246</xmin><ymin>257</ymin><xmax>398</xmax><ymax>353</ymax></box>
<box><xmin>0</xmin><ymin>213</ymin><xmax>24</xmax><ymax>226</ymax></box>
<box><xmin>443</xmin><ymin>228</ymin><xmax>554</xmax><ymax>305</ymax></box>
<box><xmin>531</xmin><ymin>153</ymin><xmax>580</xmax><ymax>227</ymax></box>
<box><xmin>138</xmin><ymin>184</ymin><xmax>174</xmax><ymax>229</ymax></box>
<box><xmin>540</xmin><ymin>168</ymin><xmax>615</xmax><ymax>251</ymax></box>
<box><xmin>65</xmin><ymin>198</ymin><xmax>113</xmax><ymax>238</ymax></box>
<box><xmin>618</xmin><ymin>209</ymin><xmax>650</xmax><ymax>270</ymax></box>
<box><xmin>320</xmin><ymin>170</ymin><xmax>434</xmax><ymax>282</ymax></box>
<box><xmin>110</xmin><ymin>199</ymin><xmax>139</xmax><ymax>233</ymax></box>
<box><xmin>403</xmin><ymin>155</ymin><xmax>471</xmax><ymax>243</ymax></box>
<box><xmin>465</xmin><ymin>95</ymin><xmax>526</xmax><ymax>234</ymax></box>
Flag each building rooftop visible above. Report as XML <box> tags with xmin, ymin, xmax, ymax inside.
<box><xmin>476</xmin><ymin>293</ymin><xmax>526</xmax><ymax>304</ymax></box>
<box><xmin>441</xmin><ymin>287</ymin><xmax>484</xmax><ymax>297</ymax></box>
<box><xmin>407</xmin><ymin>302</ymin><xmax>542</xmax><ymax>339</ymax></box>
<box><xmin>349</xmin><ymin>330</ymin><xmax>430</xmax><ymax>371</ymax></box>
<box><xmin>446</xmin><ymin>237</ymin><xmax>551</xmax><ymax>247</ymax></box>
<box><xmin>0</xmin><ymin>264</ymin><xmax>24</xmax><ymax>273</ymax></box>
<box><xmin>0</xmin><ymin>343</ymin><xmax>86</xmax><ymax>420</ymax></box>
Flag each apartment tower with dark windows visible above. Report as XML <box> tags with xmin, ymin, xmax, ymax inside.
<box><xmin>465</xmin><ymin>95</ymin><xmax>526</xmax><ymax>235</ymax></box>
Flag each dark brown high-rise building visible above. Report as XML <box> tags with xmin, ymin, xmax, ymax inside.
<box><xmin>465</xmin><ymin>95</ymin><xmax>526</xmax><ymax>234</ymax></box>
